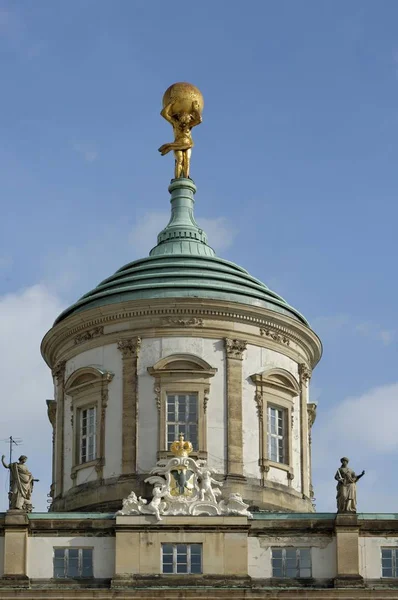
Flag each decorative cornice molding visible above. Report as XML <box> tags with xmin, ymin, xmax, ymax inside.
<box><xmin>162</xmin><ymin>316</ymin><xmax>203</xmax><ymax>327</ymax></box>
<box><xmin>74</xmin><ymin>326</ymin><xmax>104</xmax><ymax>345</ymax></box>
<box><xmin>42</xmin><ymin>302</ymin><xmax>321</xmax><ymax>369</ymax></box>
<box><xmin>117</xmin><ymin>337</ymin><xmax>141</xmax><ymax>359</ymax></box>
<box><xmin>260</xmin><ymin>327</ymin><xmax>290</xmax><ymax>346</ymax></box>
<box><xmin>224</xmin><ymin>338</ymin><xmax>247</xmax><ymax>360</ymax></box>
<box><xmin>299</xmin><ymin>362</ymin><xmax>312</xmax><ymax>384</ymax></box>
<box><xmin>52</xmin><ymin>361</ymin><xmax>66</xmax><ymax>382</ymax></box>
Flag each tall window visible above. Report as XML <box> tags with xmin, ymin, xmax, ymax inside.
<box><xmin>53</xmin><ymin>548</ymin><xmax>93</xmax><ymax>578</ymax></box>
<box><xmin>166</xmin><ymin>394</ymin><xmax>198</xmax><ymax>450</ymax></box>
<box><xmin>272</xmin><ymin>548</ymin><xmax>311</xmax><ymax>578</ymax></box>
<box><xmin>80</xmin><ymin>407</ymin><xmax>96</xmax><ymax>463</ymax></box>
<box><xmin>382</xmin><ymin>548</ymin><xmax>398</xmax><ymax>578</ymax></box>
<box><xmin>162</xmin><ymin>543</ymin><xmax>202</xmax><ymax>574</ymax></box>
<box><xmin>268</xmin><ymin>406</ymin><xmax>286</xmax><ymax>463</ymax></box>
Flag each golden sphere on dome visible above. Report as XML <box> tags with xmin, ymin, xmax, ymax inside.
<box><xmin>162</xmin><ymin>82</ymin><xmax>204</xmax><ymax>116</ymax></box>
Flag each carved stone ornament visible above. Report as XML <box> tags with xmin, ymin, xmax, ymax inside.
<box><xmin>254</xmin><ymin>390</ymin><xmax>263</xmax><ymax>420</ymax></box>
<box><xmin>117</xmin><ymin>435</ymin><xmax>252</xmax><ymax>521</ymax></box>
<box><xmin>117</xmin><ymin>337</ymin><xmax>141</xmax><ymax>358</ymax></box>
<box><xmin>260</xmin><ymin>327</ymin><xmax>290</xmax><ymax>346</ymax></box>
<box><xmin>52</xmin><ymin>361</ymin><xmax>66</xmax><ymax>383</ymax></box>
<box><xmin>74</xmin><ymin>326</ymin><xmax>104</xmax><ymax>345</ymax></box>
<box><xmin>307</xmin><ymin>402</ymin><xmax>317</xmax><ymax>429</ymax></box>
<box><xmin>224</xmin><ymin>338</ymin><xmax>247</xmax><ymax>360</ymax></box>
<box><xmin>163</xmin><ymin>317</ymin><xmax>203</xmax><ymax>327</ymax></box>
<box><xmin>299</xmin><ymin>363</ymin><xmax>312</xmax><ymax>384</ymax></box>
<box><xmin>203</xmin><ymin>388</ymin><xmax>210</xmax><ymax>413</ymax></box>
<box><xmin>154</xmin><ymin>385</ymin><xmax>161</xmax><ymax>412</ymax></box>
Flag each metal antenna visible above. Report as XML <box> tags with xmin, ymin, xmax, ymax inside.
<box><xmin>1</xmin><ymin>436</ymin><xmax>22</xmax><ymax>495</ymax></box>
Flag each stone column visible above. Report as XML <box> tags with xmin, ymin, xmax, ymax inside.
<box><xmin>224</xmin><ymin>338</ymin><xmax>247</xmax><ymax>480</ymax></box>
<box><xmin>52</xmin><ymin>361</ymin><xmax>66</xmax><ymax>498</ymax></box>
<box><xmin>334</xmin><ymin>514</ymin><xmax>363</xmax><ymax>588</ymax></box>
<box><xmin>1</xmin><ymin>511</ymin><xmax>29</xmax><ymax>587</ymax></box>
<box><xmin>298</xmin><ymin>363</ymin><xmax>311</xmax><ymax>499</ymax></box>
<box><xmin>117</xmin><ymin>338</ymin><xmax>141</xmax><ymax>475</ymax></box>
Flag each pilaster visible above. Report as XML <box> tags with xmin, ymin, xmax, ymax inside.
<box><xmin>334</xmin><ymin>513</ymin><xmax>364</xmax><ymax>588</ymax></box>
<box><xmin>52</xmin><ymin>361</ymin><xmax>65</xmax><ymax>498</ymax></box>
<box><xmin>118</xmin><ymin>338</ymin><xmax>141</xmax><ymax>475</ymax></box>
<box><xmin>224</xmin><ymin>338</ymin><xmax>247</xmax><ymax>480</ymax></box>
<box><xmin>1</xmin><ymin>511</ymin><xmax>29</xmax><ymax>587</ymax></box>
<box><xmin>298</xmin><ymin>363</ymin><xmax>311</xmax><ymax>499</ymax></box>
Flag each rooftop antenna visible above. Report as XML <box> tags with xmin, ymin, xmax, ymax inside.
<box><xmin>1</xmin><ymin>436</ymin><xmax>22</xmax><ymax>495</ymax></box>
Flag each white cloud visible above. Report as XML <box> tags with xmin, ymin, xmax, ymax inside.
<box><xmin>0</xmin><ymin>284</ymin><xmax>65</xmax><ymax>511</ymax></box>
<box><xmin>129</xmin><ymin>211</ymin><xmax>236</xmax><ymax>256</ymax></box>
<box><xmin>73</xmin><ymin>143</ymin><xmax>99</xmax><ymax>163</ymax></box>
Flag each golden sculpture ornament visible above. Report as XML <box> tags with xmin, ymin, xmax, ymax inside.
<box><xmin>158</xmin><ymin>82</ymin><xmax>203</xmax><ymax>179</ymax></box>
<box><xmin>170</xmin><ymin>433</ymin><xmax>193</xmax><ymax>457</ymax></box>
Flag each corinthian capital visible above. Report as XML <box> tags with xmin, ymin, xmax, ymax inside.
<box><xmin>117</xmin><ymin>337</ymin><xmax>141</xmax><ymax>358</ymax></box>
<box><xmin>224</xmin><ymin>338</ymin><xmax>247</xmax><ymax>360</ymax></box>
<box><xmin>299</xmin><ymin>362</ymin><xmax>312</xmax><ymax>384</ymax></box>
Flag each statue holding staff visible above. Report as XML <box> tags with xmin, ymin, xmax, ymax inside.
<box><xmin>1</xmin><ymin>455</ymin><xmax>38</xmax><ymax>511</ymax></box>
<box><xmin>335</xmin><ymin>457</ymin><xmax>365</xmax><ymax>513</ymax></box>
<box><xmin>158</xmin><ymin>82</ymin><xmax>204</xmax><ymax>179</ymax></box>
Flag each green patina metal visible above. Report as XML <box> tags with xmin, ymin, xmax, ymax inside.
<box><xmin>54</xmin><ymin>178</ymin><xmax>308</xmax><ymax>325</ymax></box>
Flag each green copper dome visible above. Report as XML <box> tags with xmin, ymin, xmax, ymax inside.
<box><xmin>54</xmin><ymin>179</ymin><xmax>307</xmax><ymax>325</ymax></box>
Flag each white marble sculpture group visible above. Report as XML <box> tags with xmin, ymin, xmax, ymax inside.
<box><xmin>117</xmin><ymin>435</ymin><xmax>252</xmax><ymax>521</ymax></box>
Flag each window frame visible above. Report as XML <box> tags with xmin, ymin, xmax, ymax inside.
<box><xmin>250</xmin><ymin>370</ymin><xmax>299</xmax><ymax>479</ymax></box>
<box><xmin>267</xmin><ymin>404</ymin><xmax>287</xmax><ymax>464</ymax></box>
<box><xmin>271</xmin><ymin>547</ymin><xmax>312</xmax><ymax>579</ymax></box>
<box><xmin>80</xmin><ymin>405</ymin><xmax>97</xmax><ymax>464</ymax></box>
<box><xmin>166</xmin><ymin>392</ymin><xmax>199</xmax><ymax>451</ymax></box>
<box><xmin>53</xmin><ymin>547</ymin><xmax>94</xmax><ymax>579</ymax></box>
<box><xmin>64</xmin><ymin>367</ymin><xmax>114</xmax><ymax>483</ymax></box>
<box><xmin>381</xmin><ymin>547</ymin><xmax>398</xmax><ymax>578</ymax></box>
<box><xmin>161</xmin><ymin>543</ymin><xmax>202</xmax><ymax>575</ymax></box>
<box><xmin>148</xmin><ymin>354</ymin><xmax>217</xmax><ymax>460</ymax></box>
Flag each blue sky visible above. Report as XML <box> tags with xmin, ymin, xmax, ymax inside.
<box><xmin>0</xmin><ymin>0</ymin><xmax>397</xmax><ymax>512</ymax></box>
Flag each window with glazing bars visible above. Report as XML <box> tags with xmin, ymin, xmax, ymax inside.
<box><xmin>267</xmin><ymin>406</ymin><xmax>286</xmax><ymax>463</ymax></box>
<box><xmin>382</xmin><ymin>548</ymin><xmax>398</xmax><ymax>577</ymax></box>
<box><xmin>162</xmin><ymin>543</ymin><xmax>202</xmax><ymax>574</ymax></box>
<box><xmin>53</xmin><ymin>548</ymin><xmax>93</xmax><ymax>578</ymax></box>
<box><xmin>272</xmin><ymin>548</ymin><xmax>311</xmax><ymax>578</ymax></box>
<box><xmin>80</xmin><ymin>407</ymin><xmax>96</xmax><ymax>463</ymax></box>
<box><xmin>166</xmin><ymin>394</ymin><xmax>198</xmax><ymax>450</ymax></box>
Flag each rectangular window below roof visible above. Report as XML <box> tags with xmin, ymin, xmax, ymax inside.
<box><xmin>53</xmin><ymin>548</ymin><xmax>93</xmax><ymax>579</ymax></box>
<box><xmin>382</xmin><ymin>548</ymin><xmax>398</xmax><ymax>578</ymax></box>
<box><xmin>162</xmin><ymin>543</ymin><xmax>202</xmax><ymax>574</ymax></box>
<box><xmin>272</xmin><ymin>548</ymin><xmax>311</xmax><ymax>578</ymax></box>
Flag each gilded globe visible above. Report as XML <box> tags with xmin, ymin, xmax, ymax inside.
<box><xmin>162</xmin><ymin>82</ymin><xmax>204</xmax><ymax>116</ymax></box>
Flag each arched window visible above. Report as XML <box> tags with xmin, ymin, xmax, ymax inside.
<box><xmin>148</xmin><ymin>354</ymin><xmax>217</xmax><ymax>460</ymax></box>
<box><xmin>65</xmin><ymin>367</ymin><xmax>114</xmax><ymax>481</ymax></box>
<box><xmin>250</xmin><ymin>369</ymin><xmax>300</xmax><ymax>478</ymax></box>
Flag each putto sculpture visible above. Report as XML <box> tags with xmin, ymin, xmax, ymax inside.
<box><xmin>117</xmin><ymin>434</ymin><xmax>251</xmax><ymax>521</ymax></box>
<box><xmin>158</xmin><ymin>82</ymin><xmax>203</xmax><ymax>179</ymax></box>
<box><xmin>1</xmin><ymin>454</ymin><xmax>38</xmax><ymax>512</ymax></box>
<box><xmin>335</xmin><ymin>456</ymin><xmax>365</xmax><ymax>513</ymax></box>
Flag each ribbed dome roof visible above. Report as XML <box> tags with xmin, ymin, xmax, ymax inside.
<box><xmin>54</xmin><ymin>179</ymin><xmax>307</xmax><ymax>325</ymax></box>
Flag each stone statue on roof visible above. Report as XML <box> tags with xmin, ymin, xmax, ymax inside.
<box><xmin>335</xmin><ymin>457</ymin><xmax>365</xmax><ymax>513</ymax></box>
<box><xmin>1</xmin><ymin>454</ymin><xmax>39</xmax><ymax>512</ymax></box>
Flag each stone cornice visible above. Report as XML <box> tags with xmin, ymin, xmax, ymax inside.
<box><xmin>41</xmin><ymin>298</ymin><xmax>322</xmax><ymax>370</ymax></box>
